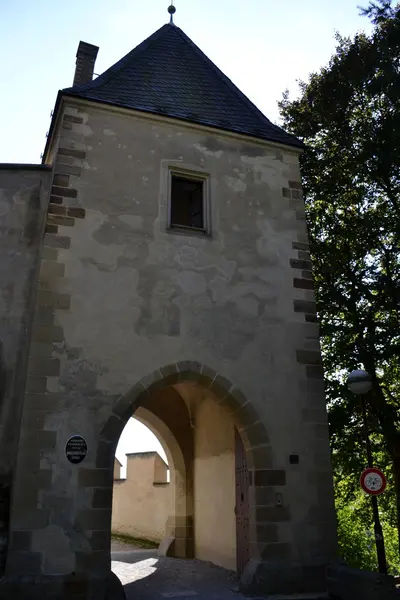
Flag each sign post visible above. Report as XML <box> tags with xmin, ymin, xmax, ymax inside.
<box><xmin>360</xmin><ymin>467</ymin><xmax>387</xmax><ymax>496</ymax></box>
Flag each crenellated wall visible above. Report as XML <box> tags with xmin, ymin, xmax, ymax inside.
<box><xmin>112</xmin><ymin>452</ymin><xmax>171</xmax><ymax>543</ymax></box>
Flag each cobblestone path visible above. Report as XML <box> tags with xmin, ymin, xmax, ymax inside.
<box><xmin>111</xmin><ymin>542</ymin><xmax>250</xmax><ymax>600</ymax></box>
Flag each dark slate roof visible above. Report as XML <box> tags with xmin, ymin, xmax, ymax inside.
<box><xmin>62</xmin><ymin>24</ymin><xmax>302</xmax><ymax>149</ymax></box>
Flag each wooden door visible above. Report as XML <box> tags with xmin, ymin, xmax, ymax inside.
<box><xmin>235</xmin><ymin>428</ymin><xmax>250</xmax><ymax>574</ymax></box>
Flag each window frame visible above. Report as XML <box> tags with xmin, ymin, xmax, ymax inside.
<box><xmin>166</xmin><ymin>167</ymin><xmax>211</xmax><ymax>237</ymax></box>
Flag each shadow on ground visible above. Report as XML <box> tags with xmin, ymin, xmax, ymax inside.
<box><xmin>111</xmin><ymin>545</ymin><xmax>248</xmax><ymax>600</ymax></box>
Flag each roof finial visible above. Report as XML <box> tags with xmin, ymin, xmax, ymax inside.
<box><xmin>168</xmin><ymin>2</ymin><xmax>176</xmax><ymax>24</ymax></box>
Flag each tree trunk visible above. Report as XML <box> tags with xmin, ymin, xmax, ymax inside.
<box><xmin>389</xmin><ymin>436</ymin><xmax>400</xmax><ymax>559</ymax></box>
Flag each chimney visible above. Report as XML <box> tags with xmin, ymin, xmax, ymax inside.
<box><xmin>73</xmin><ymin>41</ymin><xmax>99</xmax><ymax>87</ymax></box>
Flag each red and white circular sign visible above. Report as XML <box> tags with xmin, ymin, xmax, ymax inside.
<box><xmin>360</xmin><ymin>468</ymin><xmax>387</xmax><ymax>496</ymax></box>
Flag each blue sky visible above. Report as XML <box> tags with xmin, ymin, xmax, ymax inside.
<box><xmin>0</xmin><ymin>0</ymin><xmax>373</xmax><ymax>466</ymax></box>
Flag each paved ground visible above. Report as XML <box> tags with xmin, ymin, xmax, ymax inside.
<box><xmin>111</xmin><ymin>541</ymin><xmax>249</xmax><ymax>600</ymax></box>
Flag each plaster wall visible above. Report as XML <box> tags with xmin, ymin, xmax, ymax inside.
<box><xmin>113</xmin><ymin>459</ymin><xmax>121</xmax><ymax>480</ymax></box>
<box><xmin>112</xmin><ymin>452</ymin><xmax>171</xmax><ymax>543</ymax></box>
<box><xmin>0</xmin><ymin>166</ymin><xmax>50</xmax><ymax>571</ymax></box>
<box><xmin>8</xmin><ymin>100</ymin><xmax>337</xmax><ymax>594</ymax></box>
<box><xmin>194</xmin><ymin>396</ymin><xmax>236</xmax><ymax>570</ymax></box>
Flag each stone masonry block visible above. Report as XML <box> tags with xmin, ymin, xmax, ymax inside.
<box><xmin>177</xmin><ymin>361</ymin><xmax>203</xmax><ymax>375</ymax></box>
<box><xmin>290</xmin><ymin>258</ymin><xmax>312</xmax><ymax>271</ymax></box>
<box><xmin>67</xmin><ymin>207</ymin><xmax>86</xmax><ymax>219</ymax></box>
<box><xmin>254</xmin><ymin>470</ymin><xmax>286</xmax><ymax>487</ymax></box>
<box><xmin>112</xmin><ymin>383</ymin><xmax>146</xmax><ymax>420</ymax></box>
<box><xmin>250</xmin><ymin>445</ymin><xmax>273</xmax><ymax>469</ymax></box>
<box><xmin>29</xmin><ymin>342</ymin><xmax>54</xmax><ymax>359</ymax></box>
<box><xmin>92</xmin><ymin>488</ymin><xmax>113</xmax><ymax>509</ymax></box>
<box><xmin>230</xmin><ymin>385</ymin><xmax>248</xmax><ymax>407</ymax></box>
<box><xmin>48</xmin><ymin>203</ymin><xmax>66</xmax><ymax>216</ymax></box>
<box><xmin>58</xmin><ymin>147</ymin><xmax>86</xmax><ymax>159</ymax></box>
<box><xmin>160</xmin><ymin>363</ymin><xmax>179</xmax><ymax>378</ymax></box>
<box><xmin>21</xmin><ymin>410</ymin><xmax>47</xmax><ymax>431</ymax></box>
<box><xmin>51</xmin><ymin>185</ymin><xmax>78</xmax><ymax>198</ymax></box>
<box><xmin>78</xmin><ymin>469</ymin><xmax>112</xmax><ymax>488</ymax></box>
<box><xmin>96</xmin><ymin>442</ymin><xmax>114</xmax><ymax>468</ymax></box>
<box><xmin>24</xmin><ymin>393</ymin><xmax>61</xmax><ymax>411</ymax></box>
<box><xmin>44</xmin><ymin>233</ymin><xmax>71</xmax><ymax>249</ymax></box>
<box><xmin>101</xmin><ymin>415</ymin><xmax>125</xmax><ymax>442</ymax></box>
<box><xmin>293</xmin><ymin>277</ymin><xmax>314</xmax><ymax>290</ymax></box>
<box><xmin>24</xmin><ymin>469</ymin><xmax>53</xmax><ymax>490</ymax></box>
<box><xmin>256</xmin><ymin>506</ymin><xmax>290</xmax><ymax>522</ymax></box>
<box><xmin>36</xmin><ymin>290</ymin><xmax>70</xmax><ymax>310</ymax></box>
<box><xmin>75</xmin><ymin>550</ymin><xmax>109</xmax><ymax>574</ymax></box>
<box><xmin>260</xmin><ymin>542</ymin><xmax>291</xmax><ymax>560</ymax></box>
<box><xmin>45</xmin><ymin>223</ymin><xmax>58</xmax><ymax>235</ymax></box>
<box><xmin>254</xmin><ymin>487</ymin><xmax>275</xmax><ymax>506</ymax></box>
<box><xmin>306</xmin><ymin>365</ymin><xmax>324</xmax><ymax>379</ymax></box>
<box><xmin>51</xmin><ymin>186</ymin><xmax>78</xmax><ymax>198</ymax></box>
<box><xmin>305</xmin><ymin>313</ymin><xmax>319</xmax><ymax>323</ymax></box>
<box><xmin>75</xmin><ymin>510</ymin><xmax>111</xmax><ymax>531</ymax></box>
<box><xmin>63</xmin><ymin>114</ymin><xmax>84</xmax><ymax>124</ymax></box>
<box><xmin>200</xmin><ymin>364</ymin><xmax>218</xmax><ymax>381</ymax></box>
<box><xmin>53</xmin><ymin>174</ymin><xmax>70</xmax><ymax>188</ymax></box>
<box><xmin>6</xmin><ymin>551</ymin><xmax>42</xmax><ymax>575</ymax></box>
<box><xmin>209</xmin><ymin>374</ymin><xmax>233</xmax><ymax>398</ymax></box>
<box><xmin>25</xmin><ymin>376</ymin><xmax>47</xmax><ymax>393</ymax></box>
<box><xmin>296</xmin><ymin>350</ymin><xmax>322</xmax><ymax>365</ymax></box>
<box><xmin>292</xmin><ymin>241</ymin><xmax>310</xmax><ymax>251</ymax></box>
<box><xmin>90</xmin><ymin>530</ymin><xmax>110</xmax><ymax>551</ymax></box>
<box><xmin>12</xmin><ymin>485</ymin><xmax>39</xmax><ymax>508</ymax></box>
<box><xmin>39</xmin><ymin>261</ymin><xmax>65</xmax><ymax>280</ymax></box>
<box><xmin>21</xmin><ymin>430</ymin><xmax>57</xmax><ymax>452</ymax></box>
<box><xmin>289</xmin><ymin>180</ymin><xmax>302</xmax><ymax>189</ymax></box>
<box><xmin>292</xmin><ymin>189</ymin><xmax>303</xmax><ymax>200</ymax></box>
<box><xmin>12</xmin><ymin>509</ymin><xmax>50</xmax><ymax>530</ymax></box>
<box><xmin>241</xmin><ymin>421</ymin><xmax>269</xmax><ymax>447</ymax></box>
<box><xmin>9</xmin><ymin>531</ymin><xmax>32</xmax><ymax>551</ymax></box>
<box><xmin>55</xmin><ymin>163</ymin><xmax>82</xmax><ymax>177</ymax></box>
<box><xmin>298</xmin><ymin>250</ymin><xmax>311</xmax><ymax>260</ymax></box>
<box><xmin>234</xmin><ymin>401</ymin><xmax>260</xmax><ymax>429</ymax></box>
<box><xmin>48</xmin><ymin>214</ymin><xmax>75</xmax><ymax>227</ymax></box>
<box><xmin>50</xmin><ymin>194</ymin><xmax>63</xmax><ymax>204</ymax></box>
<box><xmin>41</xmin><ymin>247</ymin><xmax>59</xmax><ymax>261</ymax></box>
<box><xmin>254</xmin><ymin>523</ymin><xmax>278</xmax><ymax>543</ymax></box>
<box><xmin>293</xmin><ymin>299</ymin><xmax>317</xmax><ymax>314</ymax></box>
<box><xmin>28</xmin><ymin>358</ymin><xmax>60</xmax><ymax>377</ymax></box>
<box><xmin>32</xmin><ymin>325</ymin><xmax>64</xmax><ymax>343</ymax></box>
<box><xmin>33</xmin><ymin>308</ymin><xmax>55</xmax><ymax>328</ymax></box>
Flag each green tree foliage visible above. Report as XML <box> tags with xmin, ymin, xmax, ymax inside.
<box><xmin>279</xmin><ymin>0</ymin><xmax>400</xmax><ymax>570</ymax></box>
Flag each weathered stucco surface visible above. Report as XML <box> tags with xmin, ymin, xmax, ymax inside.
<box><xmin>0</xmin><ymin>166</ymin><xmax>50</xmax><ymax>573</ymax></box>
<box><xmin>4</xmin><ymin>101</ymin><xmax>337</xmax><ymax>598</ymax></box>
<box><xmin>112</xmin><ymin>452</ymin><xmax>171</xmax><ymax>543</ymax></box>
<box><xmin>194</xmin><ymin>396</ymin><xmax>236</xmax><ymax>571</ymax></box>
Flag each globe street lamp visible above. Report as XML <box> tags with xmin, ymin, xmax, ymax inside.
<box><xmin>347</xmin><ymin>369</ymin><xmax>388</xmax><ymax>574</ymax></box>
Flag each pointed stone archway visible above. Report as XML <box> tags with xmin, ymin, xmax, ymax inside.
<box><xmin>93</xmin><ymin>361</ymin><xmax>284</xmax><ymax>595</ymax></box>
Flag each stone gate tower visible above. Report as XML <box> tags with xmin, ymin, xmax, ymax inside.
<box><xmin>0</xmin><ymin>15</ymin><xmax>337</xmax><ymax>600</ymax></box>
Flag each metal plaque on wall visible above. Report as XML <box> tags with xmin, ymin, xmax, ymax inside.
<box><xmin>65</xmin><ymin>435</ymin><xmax>87</xmax><ymax>464</ymax></box>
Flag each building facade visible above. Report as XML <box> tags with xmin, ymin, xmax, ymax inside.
<box><xmin>0</xmin><ymin>17</ymin><xmax>337</xmax><ymax>600</ymax></box>
<box><xmin>112</xmin><ymin>452</ymin><xmax>171</xmax><ymax>545</ymax></box>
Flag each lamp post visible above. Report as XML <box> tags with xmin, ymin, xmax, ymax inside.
<box><xmin>347</xmin><ymin>369</ymin><xmax>388</xmax><ymax>574</ymax></box>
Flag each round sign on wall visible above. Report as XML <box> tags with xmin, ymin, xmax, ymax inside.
<box><xmin>65</xmin><ymin>435</ymin><xmax>88</xmax><ymax>464</ymax></box>
<box><xmin>360</xmin><ymin>467</ymin><xmax>387</xmax><ymax>496</ymax></box>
